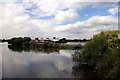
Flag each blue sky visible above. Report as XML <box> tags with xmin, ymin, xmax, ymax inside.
<box><xmin>77</xmin><ymin>5</ymin><xmax>110</xmax><ymax>21</ymax></box>
<box><xmin>1</xmin><ymin>1</ymin><xmax>119</xmax><ymax>39</ymax></box>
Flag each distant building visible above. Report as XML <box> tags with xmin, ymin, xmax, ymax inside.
<box><xmin>33</xmin><ymin>38</ymin><xmax>53</xmax><ymax>44</ymax></box>
<box><xmin>39</xmin><ymin>38</ymin><xmax>53</xmax><ymax>43</ymax></box>
<box><xmin>51</xmin><ymin>38</ymin><xmax>59</xmax><ymax>42</ymax></box>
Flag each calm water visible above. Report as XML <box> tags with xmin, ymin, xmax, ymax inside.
<box><xmin>2</xmin><ymin>43</ymin><xmax>98</xmax><ymax>78</ymax></box>
<box><xmin>66</xmin><ymin>42</ymin><xmax>86</xmax><ymax>45</ymax></box>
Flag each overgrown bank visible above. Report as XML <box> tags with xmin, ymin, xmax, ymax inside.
<box><xmin>72</xmin><ymin>30</ymin><xmax>120</xmax><ymax>79</ymax></box>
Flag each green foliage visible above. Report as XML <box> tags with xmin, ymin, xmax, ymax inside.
<box><xmin>96</xmin><ymin>48</ymin><xmax>119</xmax><ymax>79</ymax></box>
<box><xmin>72</xmin><ymin>51</ymin><xmax>81</xmax><ymax>62</ymax></box>
<box><xmin>22</xmin><ymin>41</ymin><xmax>30</xmax><ymax>47</ymax></box>
<box><xmin>8</xmin><ymin>37</ymin><xmax>23</xmax><ymax>46</ymax></box>
<box><xmin>8</xmin><ymin>37</ymin><xmax>31</xmax><ymax>46</ymax></box>
<box><xmin>47</xmin><ymin>42</ymin><xmax>60</xmax><ymax>48</ymax></box>
<box><xmin>58</xmin><ymin>38</ymin><xmax>67</xmax><ymax>43</ymax></box>
<box><xmin>82</xmin><ymin>33</ymin><xmax>108</xmax><ymax>66</ymax></box>
<box><xmin>23</xmin><ymin>37</ymin><xmax>31</xmax><ymax>42</ymax></box>
<box><xmin>72</xmin><ymin>30</ymin><xmax>120</xmax><ymax>79</ymax></box>
<box><xmin>61</xmin><ymin>44</ymin><xmax>82</xmax><ymax>49</ymax></box>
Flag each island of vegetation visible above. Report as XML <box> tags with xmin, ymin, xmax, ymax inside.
<box><xmin>72</xmin><ymin>30</ymin><xmax>120</xmax><ymax>79</ymax></box>
<box><xmin>5</xmin><ymin>37</ymin><xmax>87</xmax><ymax>50</ymax></box>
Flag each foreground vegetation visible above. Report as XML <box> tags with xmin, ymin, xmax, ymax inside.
<box><xmin>72</xmin><ymin>30</ymin><xmax>120</xmax><ymax>79</ymax></box>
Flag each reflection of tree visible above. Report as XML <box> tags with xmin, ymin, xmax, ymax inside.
<box><xmin>8</xmin><ymin>45</ymin><xmax>30</xmax><ymax>52</ymax></box>
<box><xmin>72</xmin><ymin>64</ymin><xmax>98</xmax><ymax>79</ymax></box>
<box><xmin>8</xmin><ymin>45</ymin><xmax>59</xmax><ymax>53</ymax></box>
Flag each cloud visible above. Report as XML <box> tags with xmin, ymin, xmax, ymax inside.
<box><xmin>86</xmin><ymin>15</ymin><xmax>117</xmax><ymax>26</ymax></box>
<box><xmin>25</xmin><ymin>1</ymin><xmax>85</xmax><ymax>18</ymax></box>
<box><xmin>54</xmin><ymin>15</ymin><xmax>117</xmax><ymax>31</ymax></box>
<box><xmin>0</xmin><ymin>3</ymin><xmax>3</xmax><ymax>38</ymax></box>
<box><xmin>0</xmin><ymin>0</ymin><xmax>119</xmax><ymax>2</ymax></box>
<box><xmin>53</xmin><ymin>15</ymin><xmax>118</xmax><ymax>39</ymax></box>
<box><xmin>54</xmin><ymin>9</ymin><xmax>79</xmax><ymax>24</ymax></box>
<box><xmin>1</xmin><ymin>1</ymin><xmax>118</xmax><ymax>39</ymax></box>
<box><xmin>107</xmin><ymin>6</ymin><xmax>118</xmax><ymax>15</ymax></box>
<box><xmin>2</xmin><ymin>3</ymin><xmax>30</xmax><ymax>38</ymax></box>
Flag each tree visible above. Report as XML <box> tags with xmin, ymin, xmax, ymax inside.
<box><xmin>59</xmin><ymin>38</ymin><xmax>67</xmax><ymax>43</ymax></box>
<box><xmin>23</xmin><ymin>37</ymin><xmax>31</xmax><ymax>42</ymax></box>
<box><xmin>81</xmin><ymin>33</ymin><xmax>108</xmax><ymax>66</ymax></box>
<box><xmin>72</xmin><ymin>30</ymin><xmax>120</xmax><ymax>79</ymax></box>
<box><xmin>8</xmin><ymin>37</ymin><xmax>31</xmax><ymax>46</ymax></box>
<box><xmin>53</xmin><ymin>37</ymin><xmax>56</xmax><ymax>39</ymax></box>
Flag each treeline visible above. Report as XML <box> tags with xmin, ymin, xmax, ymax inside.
<box><xmin>72</xmin><ymin>30</ymin><xmax>120</xmax><ymax>79</ymax></box>
<box><xmin>1</xmin><ymin>38</ymin><xmax>90</xmax><ymax>43</ymax></box>
<box><xmin>8</xmin><ymin>37</ymin><xmax>31</xmax><ymax>46</ymax></box>
<box><xmin>56</xmin><ymin>38</ymin><xmax>90</xmax><ymax>43</ymax></box>
<box><xmin>1</xmin><ymin>39</ymin><xmax>10</xmax><ymax>42</ymax></box>
<box><xmin>67</xmin><ymin>39</ymin><xmax>90</xmax><ymax>42</ymax></box>
<box><xmin>7</xmin><ymin>37</ymin><xmax>82</xmax><ymax>50</ymax></box>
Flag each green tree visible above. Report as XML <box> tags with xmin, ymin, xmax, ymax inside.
<box><xmin>23</xmin><ymin>37</ymin><xmax>31</xmax><ymax>42</ymax></box>
<box><xmin>72</xmin><ymin>30</ymin><xmax>120</xmax><ymax>79</ymax></box>
<box><xmin>8</xmin><ymin>37</ymin><xmax>31</xmax><ymax>46</ymax></box>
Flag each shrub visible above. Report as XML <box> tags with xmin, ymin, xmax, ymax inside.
<box><xmin>72</xmin><ymin>30</ymin><xmax>120</xmax><ymax>79</ymax></box>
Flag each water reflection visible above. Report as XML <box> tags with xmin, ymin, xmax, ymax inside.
<box><xmin>8</xmin><ymin>45</ymin><xmax>59</xmax><ymax>53</ymax></box>
<box><xmin>2</xmin><ymin>44</ymin><xmax>98</xmax><ymax>78</ymax></box>
<box><xmin>72</xmin><ymin>64</ymin><xmax>98</xmax><ymax>79</ymax></box>
<box><xmin>3</xmin><ymin>44</ymin><xmax>74</xmax><ymax>78</ymax></box>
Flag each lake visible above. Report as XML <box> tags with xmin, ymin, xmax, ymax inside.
<box><xmin>66</xmin><ymin>42</ymin><xmax>86</xmax><ymax>45</ymax></box>
<box><xmin>1</xmin><ymin>42</ymin><xmax>98</xmax><ymax>78</ymax></box>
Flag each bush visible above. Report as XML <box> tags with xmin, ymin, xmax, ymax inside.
<box><xmin>72</xmin><ymin>30</ymin><xmax>120</xmax><ymax>79</ymax></box>
<box><xmin>8</xmin><ymin>37</ymin><xmax>31</xmax><ymax>46</ymax></box>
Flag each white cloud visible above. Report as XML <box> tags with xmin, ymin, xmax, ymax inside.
<box><xmin>53</xmin><ymin>24</ymin><xmax>73</xmax><ymax>32</ymax></box>
<box><xmin>1</xmin><ymin>1</ymin><xmax>118</xmax><ymax>39</ymax></box>
<box><xmin>0</xmin><ymin>0</ymin><xmax>119</xmax><ymax>2</ymax></box>
<box><xmin>26</xmin><ymin>1</ymin><xmax>85</xmax><ymax>18</ymax></box>
<box><xmin>0</xmin><ymin>3</ymin><xmax>3</xmax><ymax>38</ymax></box>
<box><xmin>2</xmin><ymin>3</ymin><xmax>30</xmax><ymax>38</ymax></box>
<box><xmin>53</xmin><ymin>15</ymin><xmax>118</xmax><ymax>39</ymax></box>
<box><xmin>107</xmin><ymin>6</ymin><xmax>118</xmax><ymax>15</ymax></box>
<box><xmin>54</xmin><ymin>15</ymin><xmax>118</xmax><ymax>31</ymax></box>
<box><xmin>55</xmin><ymin>9</ymin><xmax>79</xmax><ymax>23</ymax></box>
<box><xmin>86</xmin><ymin>15</ymin><xmax>117</xmax><ymax>26</ymax></box>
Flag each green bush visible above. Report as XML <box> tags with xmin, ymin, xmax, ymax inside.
<box><xmin>8</xmin><ymin>37</ymin><xmax>31</xmax><ymax>46</ymax></box>
<box><xmin>72</xmin><ymin>30</ymin><xmax>120</xmax><ymax>79</ymax></box>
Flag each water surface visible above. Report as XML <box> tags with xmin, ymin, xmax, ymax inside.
<box><xmin>2</xmin><ymin>43</ymin><xmax>98</xmax><ymax>78</ymax></box>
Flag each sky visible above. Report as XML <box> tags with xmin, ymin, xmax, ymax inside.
<box><xmin>0</xmin><ymin>0</ymin><xmax>119</xmax><ymax>39</ymax></box>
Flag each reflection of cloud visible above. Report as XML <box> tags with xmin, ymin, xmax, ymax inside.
<box><xmin>2</xmin><ymin>44</ymin><xmax>74</xmax><ymax>78</ymax></box>
<box><xmin>60</xmin><ymin>50</ymin><xmax>74</xmax><ymax>58</ymax></box>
